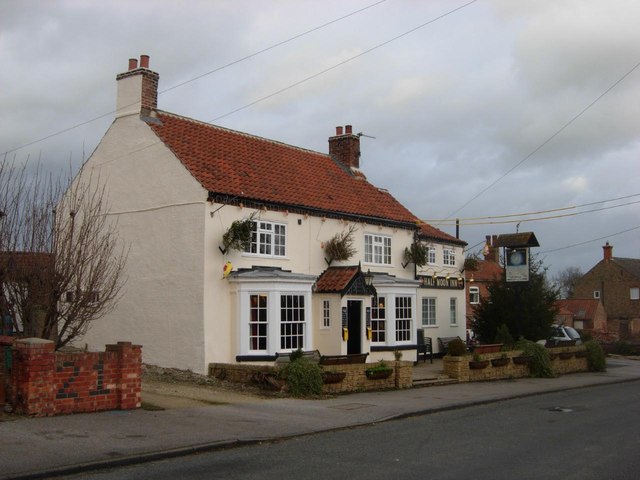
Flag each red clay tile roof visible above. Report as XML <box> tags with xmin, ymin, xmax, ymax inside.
<box><xmin>556</xmin><ymin>299</ymin><xmax>600</xmax><ymax>320</ymax></box>
<box><xmin>149</xmin><ymin>112</ymin><xmax>417</xmax><ymax>225</ymax></box>
<box><xmin>418</xmin><ymin>222</ymin><xmax>466</xmax><ymax>246</ymax></box>
<box><xmin>315</xmin><ymin>266</ymin><xmax>359</xmax><ymax>293</ymax></box>
<box><xmin>466</xmin><ymin>259</ymin><xmax>503</xmax><ymax>282</ymax></box>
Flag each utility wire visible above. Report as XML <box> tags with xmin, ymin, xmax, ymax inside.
<box><xmin>540</xmin><ymin>225</ymin><xmax>640</xmax><ymax>254</ymax></box>
<box><xmin>444</xmin><ymin>59</ymin><xmax>640</xmax><ymax>220</ymax></box>
<box><xmin>432</xmin><ymin>199</ymin><xmax>640</xmax><ymax>227</ymax></box>
<box><xmin>425</xmin><ymin>192</ymin><xmax>640</xmax><ymax>223</ymax></box>
<box><xmin>1</xmin><ymin>0</ymin><xmax>388</xmax><ymax>156</ymax></box>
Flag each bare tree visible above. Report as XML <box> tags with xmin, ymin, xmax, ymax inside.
<box><xmin>553</xmin><ymin>266</ymin><xmax>583</xmax><ymax>299</ymax></box>
<box><xmin>0</xmin><ymin>156</ymin><xmax>127</xmax><ymax>348</ymax></box>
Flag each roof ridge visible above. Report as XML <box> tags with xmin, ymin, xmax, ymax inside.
<box><xmin>155</xmin><ymin>110</ymin><xmax>329</xmax><ymax>159</ymax></box>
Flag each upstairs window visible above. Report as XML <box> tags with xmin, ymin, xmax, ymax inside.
<box><xmin>245</xmin><ymin>221</ymin><xmax>286</xmax><ymax>257</ymax></box>
<box><xmin>593</xmin><ymin>290</ymin><xmax>601</xmax><ymax>299</ymax></box>
<box><xmin>427</xmin><ymin>246</ymin><xmax>436</xmax><ymax>265</ymax></box>
<box><xmin>631</xmin><ymin>288</ymin><xmax>640</xmax><ymax>300</ymax></box>
<box><xmin>364</xmin><ymin>234</ymin><xmax>391</xmax><ymax>265</ymax></box>
<box><xmin>443</xmin><ymin>248</ymin><xmax>456</xmax><ymax>266</ymax></box>
<box><xmin>469</xmin><ymin>287</ymin><xmax>480</xmax><ymax>305</ymax></box>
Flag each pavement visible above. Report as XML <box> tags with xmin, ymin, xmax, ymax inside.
<box><xmin>1</xmin><ymin>356</ymin><xmax>639</xmax><ymax>479</ymax></box>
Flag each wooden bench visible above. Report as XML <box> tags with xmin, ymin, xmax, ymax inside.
<box><xmin>438</xmin><ymin>336</ymin><xmax>463</xmax><ymax>356</ymax></box>
<box><xmin>275</xmin><ymin>349</ymin><xmax>321</xmax><ymax>364</ymax></box>
<box><xmin>416</xmin><ymin>329</ymin><xmax>433</xmax><ymax>364</ymax></box>
<box><xmin>319</xmin><ymin>353</ymin><xmax>368</xmax><ymax>365</ymax></box>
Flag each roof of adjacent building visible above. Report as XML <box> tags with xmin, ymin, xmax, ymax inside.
<box><xmin>148</xmin><ymin>111</ymin><xmax>418</xmax><ymax>226</ymax></box>
<box><xmin>418</xmin><ymin>222</ymin><xmax>467</xmax><ymax>246</ymax></box>
<box><xmin>466</xmin><ymin>259</ymin><xmax>503</xmax><ymax>282</ymax></box>
<box><xmin>611</xmin><ymin>258</ymin><xmax>640</xmax><ymax>279</ymax></box>
<box><xmin>556</xmin><ymin>298</ymin><xmax>601</xmax><ymax>320</ymax></box>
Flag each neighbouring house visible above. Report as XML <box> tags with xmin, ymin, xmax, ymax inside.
<box><xmin>74</xmin><ymin>55</ymin><xmax>467</xmax><ymax>373</ymax></box>
<box><xmin>573</xmin><ymin>242</ymin><xmax>640</xmax><ymax>340</ymax></box>
<box><xmin>554</xmin><ymin>298</ymin><xmax>607</xmax><ymax>334</ymax></box>
<box><xmin>464</xmin><ymin>235</ymin><xmax>503</xmax><ymax>332</ymax></box>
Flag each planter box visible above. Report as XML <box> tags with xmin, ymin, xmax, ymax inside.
<box><xmin>491</xmin><ymin>357</ymin><xmax>510</xmax><ymax>367</ymax></box>
<box><xmin>365</xmin><ymin>369</ymin><xmax>393</xmax><ymax>380</ymax></box>
<box><xmin>469</xmin><ymin>360</ymin><xmax>490</xmax><ymax>370</ymax></box>
<box><xmin>512</xmin><ymin>356</ymin><xmax>533</xmax><ymax>365</ymax></box>
<box><xmin>472</xmin><ymin>344</ymin><xmax>503</xmax><ymax>354</ymax></box>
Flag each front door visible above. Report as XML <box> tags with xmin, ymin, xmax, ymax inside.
<box><xmin>347</xmin><ymin>300</ymin><xmax>362</xmax><ymax>355</ymax></box>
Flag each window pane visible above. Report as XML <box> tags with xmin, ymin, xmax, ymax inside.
<box><xmin>249</xmin><ymin>294</ymin><xmax>268</xmax><ymax>351</ymax></box>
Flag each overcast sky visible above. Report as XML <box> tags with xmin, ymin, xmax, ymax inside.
<box><xmin>1</xmin><ymin>0</ymin><xmax>638</xmax><ymax>279</ymax></box>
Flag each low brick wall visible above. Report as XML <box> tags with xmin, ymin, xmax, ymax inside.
<box><xmin>443</xmin><ymin>346</ymin><xmax>589</xmax><ymax>382</ymax></box>
<box><xmin>209</xmin><ymin>361</ymin><xmax>413</xmax><ymax>394</ymax></box>
<box><xmin>6</xmin><ymin>338</ymin><xmax>141</xmax><ymax>416</ymax></box>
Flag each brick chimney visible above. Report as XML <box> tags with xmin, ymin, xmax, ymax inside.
<box><xmin>328</xmin><ymin>125</ymin><xmax>360</xmax><ymax>170</ymax></box>
<box><xmin>115</xmin><ymin>55</ymin><xmax>159</xmax><ymax>118</ymax></box>
<box><xmin>483</xmin><ymin>235</ymin><xmax>500</xmax><ymax>263</ymax></box>
<box><xmin>603</xmin><ymin>242</ymin><xmax>613</xmax><ymax>261</ymax></box>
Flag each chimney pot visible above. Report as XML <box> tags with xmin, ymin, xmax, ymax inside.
<box><xmin>336</xmin><ymin>126</ymin><xmax>343</xmax><ymax>136</ymax></box>
<box><xmin>345</xmin><ymin>125</ymin><xmax>353</xmax><ymax>135</ymax></box>
<box><xmin>128</xmin><ymin>58</ymin><xmax>138</xmax><ymax>71</ymax></box>
<box><xmin>328</xmin><ymin>124</ymin><xmax>360</xmax><ymax>169</ymax></box>
<box><xmin>140</xmin><ymin>55</ymin><xmax>150</xmax><ymax>69</ymax></box>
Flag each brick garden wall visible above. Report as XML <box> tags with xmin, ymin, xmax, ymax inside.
<box><xmin>4</xmin><ymin>338</ymin><xmax>141</xmax><ymax>416</ymax></box>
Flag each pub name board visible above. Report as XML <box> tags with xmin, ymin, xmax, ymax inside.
<box><xmin>419</xmin><ymin>275</ymin><xmax>464</xmax><ymax>290</ymax></box>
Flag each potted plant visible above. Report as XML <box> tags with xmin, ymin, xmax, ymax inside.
<box><xmin>491</xmin><ymin>353</ymin><xmax>509</xmax><ymax>367</ymax></box>
<box><xmin>469</xmin><ymin>353</ymin><xmax>489</xmax><ymax>369</ymax></box>
<box><xmin>365</xmin><ymin>360</ymin><xmax>393</xmax><ymax>380</ymax></box>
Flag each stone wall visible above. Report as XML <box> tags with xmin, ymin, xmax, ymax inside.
<box><xmin>209</xmin><ymin>361</ymin><xmax>413</xmax><ymax>394</ymax></box>
<box><xmin>5</xmin><ymin>338</ymin><xmax>141</xmax><ymax>416</ymax></box>
<box><xmin>443</xmin><ymin>346</ymin><xmax>589</xmax><ymax>382</ymax></box>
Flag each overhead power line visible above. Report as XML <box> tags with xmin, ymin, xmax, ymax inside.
<box><xmin>2</xmin><ymin>0</ymin><xmax>388</xmax><ymax>156</ymax></box>
<box><xmin>425</xmin><ymin>192</ymin><xmax>640</xmax><ymax>224</ymax></box>
<box><xmin>540</xmin><ymin>225</ymin><xmax>640</xmax><ymax>254</ymax></box>
<box><xmin>444</xmin><ymin>59</ymin><xmax>640</xmax><ymax>220</ymax></box>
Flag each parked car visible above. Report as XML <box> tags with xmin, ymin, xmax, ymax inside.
<box><xmin>548</xmin><ymin>325</ymin><xmax>582</xmax><ymax>346</ymax></box>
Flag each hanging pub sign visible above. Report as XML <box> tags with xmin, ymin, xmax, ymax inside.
<box><xmin>493</xmin><ymin>232</ymin><xmax>540</xmax><ymax>283</ymax></box>
<box><xmin>505</xmin><ymin>247</ymin><xmax>529</xmax><ymax>282</ymax></box>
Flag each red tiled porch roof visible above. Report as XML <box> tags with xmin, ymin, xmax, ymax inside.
<box><xmin>148</xmin><ymin>112</ymin><xmax>418</xmax><ymax>225</ymax></box>
<box><xmin>314</xmin><ymin>266</ymin><xmax>360</xmax><ymax>294</ymax></box>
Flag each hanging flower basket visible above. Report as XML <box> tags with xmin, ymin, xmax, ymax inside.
<box><xmin>491</xmin><ymin>357</ymin><xmax>510</xmax><ymax>367</ymax></box>
<box><xmin>322</xmin><ymin>371</ymin><xmax>346</xmax><ymax>384</ymax></box>
<box><xmin>469</xmin><ymin>360</ymin><xmax>490</xmax><ymax>370</ymax></box>
<box><xmin>559</xmin><ymin>352</ymin><xmax>574</xmax><ymax>360</ymax></box>
<box><xmin>512</xmin><ymin>355</ymin><xmax>533</xmax><ymax>365</ymax></box>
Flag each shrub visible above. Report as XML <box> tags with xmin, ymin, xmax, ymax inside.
<box><xmin>447</xmin><ymin>338</ymin><xmax>467</xmax><ymax>356</ymax></box>
<box><xmin>289</xmin><ymin>347</ymin><xmax>304</xmax><ymax>362</ymax></box>
<box><xmin>281</xmin><ymin>358</ymin><xmax>323</xmax><ymax>397</ymax></box>
<box><xmin>515</xmin><ymin>338</ymin><xmax>553</xmax><ymax>378</ymax></box>
<box><xmin>494</xmin><ymin>324</ymin><xmax>514</xmax><ymax>349</ymax></box>
<box><xmin>584</xmin><ymin>340</ymin><xmax>607</xmax><ymax>372</ymax></box>
<box><xmin>612</xmin><ymin>341</ymin><xmax>633</xmax><ymax>356</ymax></box>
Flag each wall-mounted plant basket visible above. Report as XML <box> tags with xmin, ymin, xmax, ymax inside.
<box><xmin>491</xmin><ymin>357</ymin><xmax>510</xmax><ymax>367</ymax></box>
<box><xmin>473</xmin><ymin>344</ymin><xmax>503</xmax><ymax>354</ymax></box>
<box><xmin>365</xmin><ymin>368</ymin><xmax>393</xmax><ymax>380</ymax></box>
<box><xmin>559</xmin><ymin>352</ymin><xmax>574</xmax><ymax>360</ymax></box>
<box><xmin>512</xmin><ymin>356</ymin><xmax>533</xmax><ymax>365</ymax></box>
<box><xmin>324</xmin><ymin>225</ymin><xmax>357</xmax><ymax>266</ymax></box>
<box><xmin>469</xmin><ymin>360</ymin><xmax>490</xmax><ymax>370</ymax></box>
<box><xmin>322</xmin><ymin>371</ymin><xmax>346</xmax><ymax>384</ymax></box>
<box><xmin>575</xmin><ymin>350</ymin><xmax>588</xmax><ymax>358</ymax></box>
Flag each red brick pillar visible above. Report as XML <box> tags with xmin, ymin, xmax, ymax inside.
<box><xmin>106</xmin><ymin>341</ymin><xmax>142</xmax><ymax>410</ymax></box>
<box><xmin>11</xmin><ymin>338</ymin><xmax>56</xmax><ymax>415</ymax></box>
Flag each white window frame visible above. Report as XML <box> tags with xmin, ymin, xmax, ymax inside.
<box><xmin>371</xmin><ymin>296</ymin><xmax>386</xmax><ymax>344</ymax></box>
<box><xmin>450</xmin><ymin>297</ymin><xmax>458</xmax><ymax>325</ymax></box>
<box><xmin>364</xmin><ymin>234</ymin><xmax>392</xmax><ymax>265</ymax></box>
<box><xmin>245</xmin><ymin>220</ymin><xmax>287</xmax><ymax>257</ymax></box>
<box><xmin>421</xmin><ymin>297</ymin><xmax>436</xmax><ymax>326</ymax></box>
<box><xmin>593</xmin><ymin>290</ymin><xmax>601</xmax><ymax>299</ymax></box>
<box><xmin>322</xmin><ymin>300</ymin><xmax>331</xmax><ymax>329</ymax></box>
<box><xmin>469</xmin><ymin>287</ymin><xmax>480</xmax><ymax>305</ymax></box>
<box><xmin>427</xmin><ymin>246</ymin><xmax>436</xmax><ymax>265</ymax></box>
<box><xmin>443</xmin><ymin>248</ymin><xmax>456</xmax><ymax>266</ymax></box>
<box><xmin>631</xmin><ymin>287</ymin><xmax>640</xmax><ymax>300</ymax></box>
<box><xmin>249</xmin><ymin>293</ymin><xmax>268</xmax><ymax>352</ymax></box>
<box><xmin>395</xmin><ymin>296</ymin><xmax>412</xmax><ymax>342</ymax></box>
<box><xmin>280</xmin><ymin>294</ymin><xmax>305</xmax><ymax>350</ymax></box>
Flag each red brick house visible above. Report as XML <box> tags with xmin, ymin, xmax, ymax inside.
<box><xmin>465</xmin><ymin>235</ymin><xmax>503</xmax><ymax>332</ymax></box>
<box><xmin>573</xmin><ymin>243</ymin><xmax>640</xmax><ymax>339</ymax></box>
<box><xmin>555</xmin><ymin>298</ymin><xmax>607</xmax><ymax>334</ymax></box>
